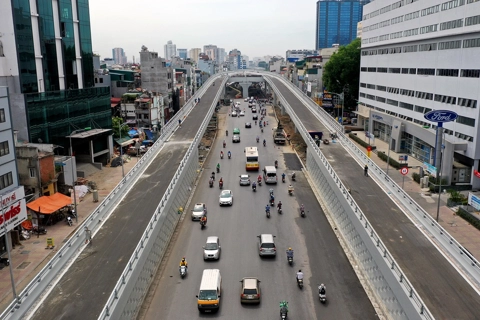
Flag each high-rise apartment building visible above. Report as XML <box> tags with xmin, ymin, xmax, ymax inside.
<box><xmin>177</xmin><ymin>49</ymin><xmax>188</xmax><ymax>60</ymax></box>
<box><xmin>203</xmin><ymin>44</ymin><xmax>218</xmax><ymax>61</ymax></box>
<box><xmin>316</xmin><ymin>0</ymin><xmax>369</xmax><ymax>49</ymax></box>
<box><xmin>189</xmin><ymin>48</ymin><xmax>201</xmax><ymax>64</ymax></box>
<box><xmin>112</xmin><ymin>47</ymin><xmax>127</xmax><ymax>64</ymax></box>
<box><xmin>164</xmin><ymin>40</ymin><xmax>176</xmax><ymax>61</ymax></box>
<box><xmin>359</xmin><ymin>0</ymin><xmax>480</xmax><ymax>188</ymax></box>
<box><xmin>0</xmin><ymin>0</ymin><xmax>112</xmax><ymax>162</ymax></box>
<box><xmin>216</xmin><ymin>48</ymin><xmax>226</xmax><ymax>64</ymax></box>
<box><xmin>228</xmin><ymin>49</ymin><xmax>242</xmax><ymax>70</ymax></box>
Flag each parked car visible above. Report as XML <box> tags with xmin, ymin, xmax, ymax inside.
<box><xmin>219</xmin><ymin>190</ymin><xmax>233</xmax><ymax>206</ymax></box>
<box><xmin>191</xmin><ymin>203</ymin><xmax>207</xmax><ymax>221</ymax></box>
<box><xmin>240</xmin><ymin>277</ymin><xmax>261</xmax><ymax>304</ymax></box>
<box><xmin>203</xmin><ymin>236</ymin><xmax>221</xmax><ymax>260</ymax></box>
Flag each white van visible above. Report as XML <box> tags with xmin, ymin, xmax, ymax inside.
<box><xmin>197</xmin><ymin>269</ymin><xmax>222</xmax><ymax>313</ymax></box>
<box><xmin>263</xmin><ymin>166</ymin><xmax>277</xmax><ymax>184</ymax></box>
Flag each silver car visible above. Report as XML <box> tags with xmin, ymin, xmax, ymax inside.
<box><xmin>232</xmin><ymin>111</ymin><xmax>238</xmax><ymax>117</ymax></box>
<box><xmin>232</xmin><ymin>135</ymin><xmax>240</xmax><ymax>143</ymax></box>
<box><xmin>239</xmin><ymin>174</ymin><xmax>251</xmax><ymax>186</ymax></box>
<box><xmin>219</xmin><ymin>190</ymin><xmax>233</xmax><ymax>206</ymax></box>
<box><xmin>203</xmin><ymin>236</ymin><xmax>221</xmax><ymax>260</ymax></box>
<box><xmin>191</xmin><ymin>203</ymin><xmax>207</xmax><ymax>220</ymax></box>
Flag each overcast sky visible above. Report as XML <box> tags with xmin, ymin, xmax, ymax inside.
<box><xmin>89</xmin><ymin>0</ymin><xmax>317</xmax><ymax>61</ymax></box>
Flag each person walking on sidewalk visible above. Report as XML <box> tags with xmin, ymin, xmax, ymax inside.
<box><xmin>364</xmin><ymin>165</ymin><xmax>368</xmax><ymax>177</ymax></box>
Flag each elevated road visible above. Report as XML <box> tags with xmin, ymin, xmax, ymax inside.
<box><xmin>140</xmin><ymin>100</ymin><xmax>376</xmax><ymax>319</ymax></box>
<box><xmin>269</xmin><ymin>77</ymin><xmax>480</xmax><ymax>319</ymax></box>
<box><xmin>31</xmin><ymin>83</ymin><xmax>224</xmax><ymax>320</ymax></box>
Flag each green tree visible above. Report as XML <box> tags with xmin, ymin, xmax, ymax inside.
<box><xmin>322</xmin><ymin>38</ymin><xmax>361</xmax><ymax>111</ymax></box>
<box><xmin>112</xmin><ymin>116</ymin><xmax>129</xmax><ymax>139</ymax></box>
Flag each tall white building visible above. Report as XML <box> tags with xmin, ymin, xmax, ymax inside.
<box><xmin>203</xmin><ymin>44</ymin><xmax>217</xmax><ymax>61</ymax></box>
<box><xmin>164</xmin><ymin>40</ymin><xmax>176</xmax><ymax>61</ymax></box>
<box><xmin>112</xmin><ymin>47</ymin><xmax>127</xmax><ymax>64</ymax></box>
<box><xmin>189</xmin><ymin>48</ymin><xmax>201</xmax><ymax>64</ymax></box>
<box><xmin>359</xmin><ymin>0</ymin><xmax>480</xmax><ymax>188</ymax></box>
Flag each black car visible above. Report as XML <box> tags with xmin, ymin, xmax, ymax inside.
<box><xmin>245</xmin><ymin>122</ymin><xmax>252</xmax><ymax>128</ymax></box>
<box><xmin>252</xmin><ymin>108</ymin><xmax>257</xmax><ymax>113</ymax></box>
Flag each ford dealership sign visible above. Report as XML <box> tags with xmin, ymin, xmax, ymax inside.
<box><xmin>424</xmin><ymin>110</ymin><xmax>458</xmax><ymax>123</ymax></box>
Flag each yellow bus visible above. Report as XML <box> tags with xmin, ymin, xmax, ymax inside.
<box><xmin>245</xmin><ymin>147</ymin><xmax>259</xmax><ymax>171</ymax></box>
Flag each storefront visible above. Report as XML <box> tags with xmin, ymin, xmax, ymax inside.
<box><xmin>0</xmin><ymin>187</ymin><xmax>28</xmax><ymax>256</ymax></box>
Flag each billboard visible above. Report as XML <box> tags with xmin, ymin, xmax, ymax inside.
<box><xmin>0</xmin><ymin>187</ymin><xmax>27</xmax><ymax>237</ymax></box>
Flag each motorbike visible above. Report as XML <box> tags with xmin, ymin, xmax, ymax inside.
<box><xmin>277</xmin><ymin>207</ymin><xmax>282</xmax><ymax>214</ymax></box>
<box><xmin>288</xmin><ymin>189</ymin><xmax>293</xmax><ymax>196</ymax></box>
<box><xmin>261</xmin><ymin>128</ymin><xmax>264</xmax><ymax>133</ymax></box>
<box><xmin>280</xmin><ymin>308</ymin><xmax>288</xmax><ymax>320</ymax></box>
<box><xmin>223</xmin><ymin>142</ymin><xmax>226</xmax><ymax>148</ymax></box>
<box><xmin>66</xmin><ymin>216</ymin><xmax>73</xmax><ymax>226</ymax></box>
<box><xmin>256</xmin><ymin>137</ymin><xmax>259</xmax><ymax>143</ymax></box>
<box><xmin>180</xmin><ymin>265</ymin><xmax>187</xmax><ymax>278</ymax></box>
<box><xmin>209</xmin><ymin>180</ymin><xmax>213</xmax><ymax>188</ymax></box>
<box><xmin>258</xmin><ymin>179</ymin><xmax>262</xmax><ymax>186</ymax></box>
<box><xmin>297</xmin><ymin>278</ymin><xmax>304</xmax><ymax>289</ymax></box>
<box><xmin>275</xmin><ymin>161</ymin><xmax>278</xmax><ymax>169</ymax></box>
<box><xmin>219</xmin><ymin>181</ymin><xmax>223</xmax><ymax>189</ymax></box>
<box><xmin>287</xmin><ymin>255</ymin><xmax>293</xmax><ymax>266</ymax></box>
<box><xmin>270</xmin><ymin>197</ymin><xmax>274</xmax><ymax>206</ymax></box>
<box><xmin>318</xmin><ymin>286</ymin><xmax>327</xmax><ymax>303</ymax></box>
<box><xmin>266</xmin><ymin>208</ymin><xmax>270</xmax><ymax>218</ymax></box>
<box><xmin>32</xmin><ymin>226</ymin><xmax>47</xmax><ymax>235</ymax></box>
<box><xmin>226</xmin><ymin>130</ymin><xmax>228</xmax><ymax>136</ymax></box>
<box><xmin>300</xmin><ymin>206</ymin><xmax>306</xmax><ymax>218</ymax></box>
<box><xmin>282</xmin><ymin>176</ymin><xmax>285</xmax><ymax>183</ymax></box>
<box><xmin>292</xmin><ymin>173</ymin><xmax>296</xmax><ymax>181</ymax></box>
<box><xmin>0</xmin><ymin>257</ymin><xmax>10</xmax><ymax>266</ymax></box>
<box><xmin>216</xmin><ymin>167</ymin><xmax>220</xmax><ymax>173</ymax></box>
<box><xmin>220</xmin><ymin>153</ymin><xmax>224</xmax><ymax>159</ymax></box>
<box><xmin>200</xmin><ymin>219</ymin><xmax>207</xmax><ymax>230</ymax></box>
<box><xmin>228</xmin><ymin>153</ymin><xmax>231</xmax><ymax>159</ymax></box>
<box><xmin>252</xmin><ymin>185</ymin><xmax>256</xmax><ymax>192</ymax></box>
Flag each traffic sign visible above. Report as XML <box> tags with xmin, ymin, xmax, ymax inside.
<box><xmin>400</xmin><ymin>167</ymin><xmax>409</xmax><ymax>175</ymax></box>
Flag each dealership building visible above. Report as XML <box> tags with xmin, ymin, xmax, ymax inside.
<box><xmin>358</xmin><ymin>0</ymin><xmax>480</xmax><ymax>187</ymax></box>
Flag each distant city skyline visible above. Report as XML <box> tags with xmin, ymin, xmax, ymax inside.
<box><xmin>88</xmin><ymin>0</ymin><xmax>316</xmax><ymax>62</ymax></box>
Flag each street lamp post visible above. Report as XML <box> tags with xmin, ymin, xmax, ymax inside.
<box><xmin>436</xmin><ymin>131</ymin><xmax>446</xmax><ymax>222</ymax></box>
<box><xmin>385</xmin><ymin>125</ymin><xmax>398</xmax><ymax>176</ymax></box>
<box><xmin>118</xmin><ymin>122</ymin><xmax>129</xmax><ymax>178</ymax></box>
<box><xmin>68</xmin><ymin>130</ymin><xmax>81</xmax><ymax>223</ymax></box>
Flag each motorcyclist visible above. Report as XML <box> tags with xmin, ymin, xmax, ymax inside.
<box><xmin>220</xmin><ymin>151</ymin><xmax>224</xmax><ymax>158</ymax></box>
<box><xmin>277</xmin><ymin>201</ymin><xmax>282</xmax><ymax>210</ymax></box>
<box><xmin>256</xmin><ymin>136</ymin><xmax>259</xmax><ymax>143</ymax></box>
<box><xmin>300</xmin><ymin>204</ymin><xmax>305</xmax><ymax>213</ymax></box>
<box><xmin>223</xmin><ymin>140</ymin><xmax>226</xmax><ymax>148</ymax></box>
<box><xmin>292</xmin><ymin>172</ymin><xmax>296</xmax><ymax>180</ymax></box>
<box><xmin>275</xmin><ymin>160</ymin><xmax>278</xmax><ymax>168</ymax></box>
<box><xmin>209</xmin><ymin>177</ymin><xmax>214</xmax><ymax>186</ymax></box>
<box><xmin>296</xmin><ymin>269</ymin><xmax>304</xmax><ymax>282</ymax></box>
<box><xmin>227</xmin><ymin>151</ymin><xmax>231</xmax><ymax>158</ymax></box>
<box><xmin>255</xmin><ymin>120</ymin><xmax>257</xmax><ymax>125</ymax></box>
<box><xmin>211</xmin><ymin>172</ymin><xmax>215</xmax><ymax>181</ymax></box>
<box><xmin>179</xmin><ymin>257</ymin><xmax>188</xmax><ymax>270</ymax></box>
<box><xmin>257</xmin><ymin>175</ymin><xmax>262</xmax><ymax>183</ymax></box>
<box><xmin>226</xmin><ymin>130</ymin><xmax>228</xmax><ymax>136</ymax></box>
<box><xmin>263</xmin><ymin>139</ymin><xmax>266</xmax><ymax>147</ymax></box>
<box><xmin>217</xmin><ymin>163</ymin><xmax>220</xmax><ymax>171</ymax></box>
<box><xmin>364</xmin><ymin>164</ymin><xmax>368</xmax><ymax>177</ymax></box>
<box><xmin>280</xmin><ymin>300</ymin><xmax>289</xmax><ymax>315</ymax></box>
<box><xmin>219</xmin><ymin>177</ymin><xmax>223</xmax><ymax>185</ymax></box>
<box><xmin>252</xmin><ymin>181</ymin><xmax>257</xmax><ymax>190</ymax></box>
<box><xmin>319</xmin><ymin>283</ymin><xmax>326</xmax><ymax>295</ymax></box>
<box><xmin>200</xmin><ymin>215</ymin><xmax>207</xmax><ymax>226</ymax></box>
<box><xmin>282</xmin><ymin>172</ymin><xmax>286</xmax><ymax>181</ymax></box>
<box><xmin>265</xmin><ymin>204</ymin><xmax>271</xmax><ymax>213</ymax></box>
<box><xmin>286</xmin><ymin>247</ymin><xmax>294</xmax><ymax>259</ymax></box>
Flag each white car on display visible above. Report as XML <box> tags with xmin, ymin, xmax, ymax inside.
<box><xmin>219</xmin><ymin>190</ymin><xmax>233</xmax><ymax>206</ymax></box>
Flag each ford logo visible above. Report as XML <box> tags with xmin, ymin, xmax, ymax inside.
<box><xmin>424</xmin><ymin>110</ymin><xmax>458</xmax><ymax>123</ymax></box>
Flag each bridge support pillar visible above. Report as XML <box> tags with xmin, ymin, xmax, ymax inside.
<box><xmin>240</xmin><ymin>84</ymin><xmax>249</xmax><ymax>98</ymax></box>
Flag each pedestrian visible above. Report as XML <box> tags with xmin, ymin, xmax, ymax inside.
<box><xmin>178</xmin><ymin>119</ymin><xmax>182</xmax><ymax>127</ymax></box>
<box><xmin>263</xmin><ymin>121</ymin><xmax>266</xmax><ymax>127</ymax></box>
<box><xmin>364</xmin><ymin>165</ymin><xmax>368</xmax><ymax>177</ymax></box>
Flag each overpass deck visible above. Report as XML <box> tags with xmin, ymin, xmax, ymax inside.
<box><xmin>270</xmin><ymin>77</ymin><xmax>480</xmax><ymax>319</ymax></box>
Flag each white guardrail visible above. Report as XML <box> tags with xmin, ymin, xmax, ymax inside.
<box><xmin>0</xmin><ymin>77</ymin><xmax>219</xmax><ymax>320</ymax></box>
<box><xmin>265</xmin><ymin>77</ymin><xmax>433</xmax><ymax>320</ymax></box>
<box><xmin>97</xmin><ymin>76</ymin><xmax>227</xmax><ymax>320</ymax></box>
<box><xmin>272</xmin><ymin>73</ymin><xmax>480</xmax><ymax>288</ymax></box>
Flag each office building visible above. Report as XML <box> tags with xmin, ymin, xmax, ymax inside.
<box><xmin>359</xmin><ymin>0</ymin><xmax>480</xmax><ymax>188</ymax></box>
<box><xmin>316</xmin><ymin>0</ymin><xmax>369</xmax><ymax>49</ymax></box>
<box><xmin>0</xmin><ymin>0</ymin><xmax>112</xmax><ymax>164</ymax></box>
<box><xmin>189</xmin><ymin>48</ymin><xmax>201</xmax><ymax>64</ymax></box>
<box><xmin>164</xmin><ymin>40</ymin><xmax>176</xmax><ymax>61</ymax></box>
<box><xmin>216</xmin><ymin>48</ymin><xmax>226</xmax><ymax>64</ymax></box>
<box><xmin>177</xmin><ymin>49</ymin><xmax>188</xmax><ymax>60</ymax></box>
<box><xmin>204</xmin><ymin>44</ymin><xmax>218</xmax><ymax>61</ymax></box>
<box><xmin>286</xmin><ymin>49</ymin><xmax>320</xmax><ymax>60</ymax></box>
<box><xmin>112</xmin><ymin>47</ymin><xmax>127</xmax><ymax>65</ymax></box>
<box><xmin>228</xmin><ymin>49</ymin><xmax>242</xmax><ymax>70</ymax></box>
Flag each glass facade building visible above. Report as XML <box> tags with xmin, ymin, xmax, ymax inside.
<box><xmin>316</xmin><ymin>0</ymin><xmax>368</xmax><ymax>49</ymax></box>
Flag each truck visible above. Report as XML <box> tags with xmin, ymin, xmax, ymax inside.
<box><xmin>273</xmin><ymin>122</ymin><xmax>286</xmax><ymax>144</ymax></box>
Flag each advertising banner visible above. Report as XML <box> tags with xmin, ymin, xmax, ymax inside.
<box><xmin>0</xmin><ymin>187</ymin><xmax>27</xmax><ymax>237</ymax></box>
<box><xmin>468</xmin><ymin>193</ymin><xmax>480</xmax><ymax>211</ymax></box>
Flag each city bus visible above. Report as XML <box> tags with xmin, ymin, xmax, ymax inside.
<box><xmin>245</xmin><ymin>147</ymin><xmax>259</xmax><ymax>171</ymax></box>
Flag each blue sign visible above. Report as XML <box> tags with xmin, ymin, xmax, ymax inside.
<box><xmin>372</xmin><ymin>114</ymin><xmax>383</xmax><ymax>121</ymax></box>
<box><xmin>424</xmin><ymin>110</ymin><xmax>458</xmax><ymax>123</ymax></box>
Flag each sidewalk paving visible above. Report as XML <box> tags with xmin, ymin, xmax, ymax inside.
<box><xmin>0</xmin><ymin>157</ymin><xmax>139</xmax><ymax>312</ymax></box>
<box><xmin>348</xmin><ymin>132</ymin><xmax>480</xmax><ymax>261</ymax></box>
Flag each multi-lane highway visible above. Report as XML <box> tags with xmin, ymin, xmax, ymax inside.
<box><xmin>141</xmin><ymin>99</ymin><xmax>376</xmax><ymax>319</ymax></box>
<box><xmin>269</xmin><ymin>77</ymin><xmax>480</xmax><ymax>319</ymax></box>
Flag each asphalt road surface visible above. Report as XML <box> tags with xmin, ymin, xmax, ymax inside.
<box><xmin>141</xmin><ymin>99</ymin><xmax>376</xmax><ymax>320</ymax></box>
<box><xmin>270</xmin><ymin>78</ymin><xmax>480</xmax><ymax>319</ymax></box>
<box><xmin>31</xmin><ymin>83</ymin><xmax>224</xmax><ymax>320</ymax></box>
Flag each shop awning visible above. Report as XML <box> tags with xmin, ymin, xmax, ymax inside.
<box><xmin>115</xmin><ymin>137</ymin><xmax>135</xmax><ymax>147</ymax></box>
<box><xmin>27</xmin><ymin>193</ymin><xmax>72</xmax><ymax>214</ymax></box>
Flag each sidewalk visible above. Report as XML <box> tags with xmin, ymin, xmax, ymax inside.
<box><xmin>0</xmin><ymin>157</ymin><xmax>139</xmax><ymax>312</ymax></box>
<box><xmin>349</xmin><ymin>132</ymin><xmax>480</xmax><ymax>260</ymax></box>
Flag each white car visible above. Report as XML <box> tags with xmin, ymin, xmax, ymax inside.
<box><xmin>239</xmin><ymin>174</ymin><xmax>251</xmax><ymax>186</ymax></box>
<box><xmin>239</xmin><ymin>111</ymin><xmax>245</xmax><ymax>117</ymax></box>
<box><xmin>232</xmin><ymin>111</ymin><xmax>238</xmax><ymax>117</ymax></box>
<box><xmin>191</xmin><ymin>203</ymin><xmax>207</xmax><ymax>221</ymax></box>
<box><xmin>219</xmin><ymin>190</ymin><xmax>233</xmax><ymax>206</ymax></box>
<box><xmin>203</xmin><ymin>236</ymin><xmax>221</xmax><ymax>260</ymax></box>
<box><xmin>244</xmin><ymin>98</ymin><xmax>248</xmax><ymax>102</ymax></box>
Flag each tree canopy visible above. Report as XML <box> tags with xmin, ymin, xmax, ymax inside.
<box><xmin>112</xmin><ymin>116</ymin><xmax>130</xmax><ymax>139</ymax></box>
<box><xmin>322</xmin><ymin>38</ymin><xmax>361</xmax><ymax>111</ymax></box>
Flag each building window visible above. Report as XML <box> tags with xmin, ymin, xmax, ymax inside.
<box><xmin>29</xmin><ymin>168</ymin><xmax>36</xmax><ymax>178</ymax></box>
<box><xmin>442</xmin><ymin>0</ymin><xmax>466</xmax><ymax>11</ymax></box>
<box><xmin>460</xmin><ymin>69</ymin><xmax>480</xmax><ymax>77</ymax></box>
<box><xmin>456</xmin><ymin>116</ymin><xmax>475</xmax><ymax>127</ymax></box>
<box><xmin>377</xmin><ymin>85</ymin><xmax>387</xmax><ymax>91</ymax></box>
<box><xmin>0</xmin><ymin>109</ymin><xmax>5</xmax><ymax>123</ymax></box>
<box><xmin>99</xmin><ymin>78</ymin><xmax>103</xmax><ymax>83</ymax></box>
<box><xmin>419</xmin><ymin>43</ymin><xmax>437</xmax><ymax>51</ymax></box>
<box><xmin>434</xmin><ymin>94</ymin><xmax>457</xmax><ymax>104</ymax></box>
<box><xmin>359</xmin><ymin>92</ymin><xmax>366</xmax><ymax>98</ymax></box>
<box><xmin>389</xmin><ymin>68</ymin><xmax>401</xmax><ymax>73</ymax></box>
<box><xmin>415</xmin><ymin>91</ymin><xmax>434</xmax><ymax>100</ymax></box>
<box><xmin>367</xmin><ymin>84</ymin><xmax>375</xmax><ymax>89</ymax></box>
<box><xmin>421</xmin><ymin>5</ymin><xmax>440</xmax><ymax>16</ymax></box>
<box><xmin>458</xmin><ymin>97</ymin><xmax>477</xmax><ymax>108</ymax></box>
<box><xmin>367</xmin><ymin>67</ymin><xmax>377</xmax><ymax>72</ymax></box>
<box><xmin>376</xmin><ymin>96</ymin><xmax>386</xmax><ymax>103</ymax></box>
<box><xmin>440</xmin><ymin>19</ymin><xmax>463</xmax><ymax>30</ymax></box>
<box><xmin>463</xmin><ymin>38</ymin><xmax>480</xmax><ymax>48</ymax></box>
<box><xmin>417</xmin><ymin>68</ymin><xmax>435</xmax><ymax>75</ymax></box>
<box><xmin>465</xmin><ymin>14</ymin><xmax>480</xmax><ymax>26</ymax></box>
<box><xmin>403</xmin><ymin>45</ymin><xmax>418</xmax><ymax>53</ymax></box>
<box><xmin>387</xmin><ymin>99</ymin><xmax>398</xmax><ymax>106</ymax></box>
<box><xmin>438</xmin><ymin>40</ymin><xmax>462</xmax><ymax>50</ymax></box>
<box><xmin>0</xmin><ymin>172</ymin><xmax>13</xmax><ymax>190</ymax></box>
<box><xmin>467</xmin><ymin>0</ymin><xmax>480</xmax><ymax>3</ymax></box>
<box><xmin>437</xmin><ymin>69</ymin><xmax>459</xmax><ymax>77</ymax></box>
<box><xmin>0</xmin><ymin>141</ymin><xmax>9</xmax><ymax>157</ymax></box>
<box><xmin>377</xmin><ymin>67</ymin><xmax>388</xmax><ymax>73</ymax></box>
<box><xmin>420</xmin><ymin>24</ymin><xmax>438</xmax><ymax>34</ymax></box>
<box><xmin>399</xmin><ymin>102</ymin><xmax>414</xmax><ymax>110</ymax></box>
<box><xmin>360</xmin><ymin>83</ymin><xmax>367</xmax><ymax>88</ymax></box>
